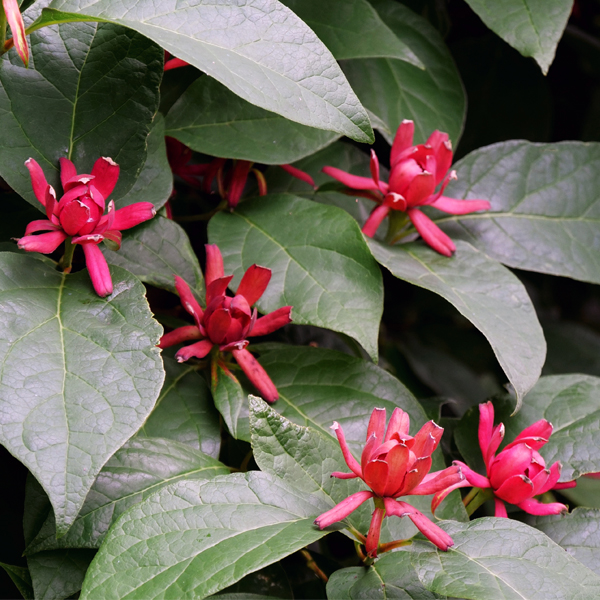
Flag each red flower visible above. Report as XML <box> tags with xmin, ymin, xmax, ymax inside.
<box><xmin>17</xmin><ymin>157</ymin><xmax>156</xmax><ymax>296</ymax></box>
<box><xmin>436</xmin><ymin>401</ymin><xmax>577</xmax><ymax>517</ymax></box>
<box><xmin>314</xmin><ymin>407</ymin><xmax>464</xmax><ymax>556</ymax></box>
<box><xmin>159</xmin><ymin>244</ymin><xmax>292</xmax><ymax>402</ymax></box>
<box><xmin>2</xmin><ymin>0</ymin><xmax>28</xmax><ymax>66</ymax></box>
<box><xmin>322</xmin><ymin>120</ymin><xmax>490</xmax><ymax>256</ymax></box>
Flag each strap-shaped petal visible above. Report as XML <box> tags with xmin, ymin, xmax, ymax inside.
<box><xmin>366</xmin><ymin>507</ymin><xmax>385</xmax><ymax>558</ymax></box>
<box><xmin>367</xmin><ymin>407</ymin><xmax>386</xmax><ymax>441</ymax></box>
<box><xmin>385</xmin><ymin>408</ymin><xmax>410</xmax><ymax>442</ymax></box>
<box><xmin>58</xmin><ymin>158</ymin><xmax>78</xmax><ymax>189</ymax></box>
<box><xmin>232</xmin><ymin>347</ymin><xmax>278</xmax><ymax>402</ymax></box>
<box><xmin>4</xmin><ymin>0</ymin><xmax>28</xmax><ymax>66</ymax></box>
<box><xmin>362</xmin><ymin>204</ymin><xmax>390</xmax><ymax>238</ymax></box>
<box><xmin>412</xmin><ymin>421</ymin><xmax>443</xmax><ymax>458</ymax></box>
<box><xmin>430</xmin><ymin>196</ymin><xmax>491</xmax><ymax>215</ymax></box>
<box><xmin>204</xmin><ymin>244</ymin><xmax>225</xmax><ymax>286</ymax></box>
<box><xmin>314</xmin><ymin>490</ymin><xmax>374</xmax><ymax>529</ymax></box>
<box><xmin>249</xmin><ymin>306</ymin><xmax>292</xmax><ymax>337</ymax></box>
<box><xmin>478</xmin><ymin>401</ymin><xmax>495</xmax><ymax>466</ymax></box>
<box><xmin>453</xmin><ymin>461</ymin><xmax>491</xmax><ymax>488</ymax></box>
<box><xmin>494</xmin><ymin>498</ymin><xmax>508</xmax><ymax>518</ymax></box>
<box><xmin>82</xmin><ymin>242</ymin><xmax>113</xmax><ymax>296</ymax></box>
<box><xmin>494</xmin><ymin>474</ymin><xmax>534</xmax><ymax>504</ymax></box>
<box><xmin>280</xmin><ymin>164</ymin><xmax>315</xmax><ymax>188</ymax></box>
<box><xmin>388</xmin><ymin>158</ymin><xmax>422</xmax><ymax>196</ymax></box>
<box><xmin>175</xmin><ymin>338</ymin><xmax>214</xmax><ymax>362</ymax></box>
<box><xmin>390</xmin><ymin>120</ymin><xmax>415</xmax><ymax>168</ymax></box>
<box><xmin>206</xmin><ymin>275</ymin><xmax>233</xmax><ymax>307</ymax></box>
<box><xmin>363</xmin><ymin>459</ymin><xmax>388</xmax><ymax>497</ymax></box>
<box><xmin>226</xmin><ymin>160</ymin><xmax>252</xmax><ymax>208</ymax></box>
<box><xmin>158</xmin><ymin>325</ymin><xmax>202</xmax><ymax>349</ymax></box>
<box><xmin>111</xmin><ymin>202</ymin><xmax>155</xmax><ymax>231</ymax></box>
<box><xmin>236</xmin><ymin>264</ymin><xmax>271</xmax><ymax>306</ymax></box>
<box><xmin>489</xmin><ymin>444</ymin><xmax>533</xmax><ymax>490</ymax></box>
<box><xmin>17</xmin><ymin>230</ymin><xmax>67</xmax><ymax>253</ymax></box>
<box><xmin>407</xmin><ymin>208</ymin><xmax>455</xmax><ymax>256</ymax></box>
<box><xmin>331</xmin><ymin>422</ymin><xmax>362</xmax><ymax>477</ymax></box>
<box><xmin>382</xmin><ymin>443</ymin><xmax>411</xmax><ymax>497</ymax></box>
<box><xmin>322</xmin><ymin>166</ymin><xmax>386</xmax><ymax>192</ymax></box>
<box><xmin>24</xmin><ymin>159</ymin><xmax>50</xmax><ymax>206</ymax></box>
<box><xmin>174</xmin><ymin>276</ymin><xmax>204</xmax><ymax>325</ymax></box>
<box><xmin>91</xmin><ymin>157</ymin><xmax>120</xmax><ymax>200</ymax></box>
<box><xmin>517</xmin><ymin>498</ymin><xmax>568</xmax><ymax>516</ymax></box>
<box><xmin>24</xmin><ymin>219</ymin><xmax>60</xmax><ymax>236</ymax></box>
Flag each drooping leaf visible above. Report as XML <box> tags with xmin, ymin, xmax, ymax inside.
<box><xmin>25</xmin><ymin>437</ymin><xmax>228</xmax><ymax>553</ymax></box>
<box><xmin>0</xmin><ymin>12</ymin><xmax>162</xmax><ymax>207</ymax></box>
<box><xmin>212</xmin><ymin>362</ymin><xmax>250</xmax><ymax>442</ymax></box>
<box><xmin>115</xmin><ymin>114</ymin><xmax>173</xmax><ymax>211</ymax></box>
<box><xmin>340</xmin><ymin>0</ymin><xmax>466</xmax><ymax>145</ymax></box>
<box><xmin>410</xmin><ymin>518</ymin><xmax>600</xmax><ymax>599</ymax></box>
<box><xmin>208</xmin><ymin>195</ymin><xmax>384</xmax><ymax>361</ymax></box>
<box><xmin>280</xmin><ymin>0</ymin><xmax>423</xmax><ymax>66</ymax></box>
<box><xmin>80</xmin><ymin>473</ymin><xmax>327</xmax><ymax>599</ymax></box>
<box><xmin>137</xmin><ymin>357</ymin><xmax>221</xmax><ymax>457</ymax></box>
<box><xmin>368</xmin><ymin>239</ymin><xmax>546</xmax><ymax>410</ymax></box>
<box><xmin>102</xmin><ymin>215</ymin><xmax>204</xmax><ymax>296</ymax></box>
<box><xmin>0</xmin><ymin>253</ymin><xmax>164</xmax><ymax>535</ymax></box>
<box><xmin>38</xmin><ymin>0</ymin><xmax>374</xmax><ymax>143</ymax></box>
<box><xmin>0</xmin><ymin>562</ymin><xmax>33</xmax><ymax>600</ymax></box>
<box><xmin>27</xmin><ymin>550</ymin><xmax>95</xmax><ymax>600</ymax></box>
<box><xmin>326</xmin><ymin>552</ymin><xmax>444</xmax><ymax>600</ymax></box>
<box><xmin>527</xmin><ymin>508</ymin><xmax>600</xmax><ymax>577</ymax></box>
<box><xmin>439</xmin><ymin>141</ymin><xmax>600</xmax><ymax>284</ymax></box>
<box><xmin>165</xmin><ymin>76</ymin><xmax>339</xmax><ymax>165</ymax></box>
<box><xmin>462</xmin><ymin>0</ymin><xmax>573</xmax><ymax>74</ymax></box>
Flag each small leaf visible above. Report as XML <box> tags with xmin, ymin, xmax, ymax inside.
<box><xmin>80</xmin><ymin>473</ymin><xmax>327</xmax><ymax>599</ymax></box>
<box><xmin>137</xmin><ymin>356</ymin><xmax>221</xmax><ymax>457</ymax></box>
<box><xmin>439</xmin><ymin>141</ymin><xmax>600</xmax><ymax>284</ymax></box>
<box><xmin>368</xmin><ymin>239</ymin><xmax>546</xmax><ymax>410</ymax></box>
<box><xmin>341</xmin><ymin>0</ymin><xmax>466</xmax><ymax>145</ymax></box>
<box><xmin>411</xmin><ymin>518</ymin><xmax>600</xmax><ymax>599</ymax></box>
<box><xmin>0</xmin><ymin>253</ymin><xmax>164</xmax><ymax>535</ymax></box>
<box><xmin>0</xmin><ymin>563</ymin><xmax>33</xmax><ymax>600</ymax></box>
<box><xmin>40</xmin><ymin>0</ymin><xmax>374</xmax><ymax>143</ymax></box>
<box><xmin>212</xmin><ymin>362</ymin><xmax>251</xmax><ymax>442</ymax></box>
<box><xmin>26</xmin><ymin>437</ymin><xmax>228</xmax><ymax>553</ymax></box>
<box><xmin>0</xmin><ymin>15</ymin><xmax>162</xmax><ymax>207</ymax></box>
<box><xmin>208</xmin><ymin>195</ymin><xmax>383</xmax><ymax>362</ymax></box>
<box><xmin>462</xmin><ymin>0</ymin><xmax>572</xmax><ymax>74</ymax></box>
<box><xmin>165</xmin><ymin>76</ymin><xmax>339</xmax><ymax>165</ymax></box>
<box><xmin>527</xmin><ymin>508</ymin><xmax>600</xmax><ymax>577</ymax></box>
<box><xmin>102</xmin><ymin>215</ymin><xmax>204</xmax><ymax>296</ymax></box>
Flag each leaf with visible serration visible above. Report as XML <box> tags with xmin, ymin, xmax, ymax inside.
<box><xmin>208</xmin><ymin>195</ymin><xmax>383</xmax><ymax>361</ymax></box>
<box><xmin>368</xmin><ymin>239</ymin><xmax>545</xmax><ymax>411</ymax></box>
<box><xmin>38</xmin><ymin>0</ymin><xmax>374</xmax><ymax>143</ymax></box>
<box><xmin>0</xmin><ymin>253</ymin><xmax>164</xmax><ymax>535</ymax></box>
<box><xmin>80</xmin><ymin>473</ymin><xmax>327</xmax><ymax>599</ymax></box>
<box><xmin>439</xmin><ymin>141</ymin><xmax>600</xmax><ymax>284</ymax></box>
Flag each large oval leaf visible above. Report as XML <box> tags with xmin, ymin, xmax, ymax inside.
<box><xmin>438</xmin><ymin>141</ymin><xmax>600</xmax><ymax>284</ymax></box>
<box><xmin>208</xmin><ymin>195</ymin><xmax>383</xmax><ymax>361</ymax></box>
<box><xmin>411</xmin><ymin>518</ymin><xmax>600</xmax><ymax>599</ymax></box>
<box><xmin>0</xmin><ymin>253</ymin><xmax>164</xmax><ymax>535</ymax></box>
<box><xmin>25</xmin><ymin>437</ymin><xmax>228</xmax><ymax>553</ymax></box>
<box><xmin>38</xmin><ymin>0</ymin><xmax>374</xmax><ymax>143</ymax></box>
<box><xmin>463</xmin><ymin>0</ymin><xmax>572</xmax><ymax>74</ymax></box>
<box><xmin>165</xmin><ymin>76</ymin><xmax>339</xmax><ymax>165</ymax></box>
<box><xmin>0</xmin><ymin>13</ymin><xmax>162</xmax><ymax>207</ymax></box>
<box><xmin>80</xmin><ymin>473</ymin><xmax>327</xmax><ymax>599</ymax></box>
<box><xmin>368</xmin><ymin>239</ymin><xmax>546</xmax><ymax>410</ymax></box>
<box><xmin>341</xmin><ymin>0</ymin><xmax>466</xmax><ymax>145</ymax></box>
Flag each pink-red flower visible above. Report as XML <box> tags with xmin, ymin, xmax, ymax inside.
<box><xmin>322</xmin><ymin>120</ymin><xmax>490</xmax><ymax>256</ymax></box>
<box><xmin>159</xmin><ymin>244</ymin><xmax>292</xmax><ymax>402</ymax></box>
<box><xmin>2</xmin><ymin>0</ymin><xmax>28</xmax><ymax>66</ymax></box>
<box><xmin>436</xmin><ymin>401</ymin><xmax>577</xmax><ymax>518</ymax></box>
<box><xmin>314</xmin><ymin>407</ymin><xmax>464</xmax><ymax>557</ymax></box>
<box><xmin>17</xmin><ymin>157</ymin><xmax>156</xmax><ymax>296</ymax></box>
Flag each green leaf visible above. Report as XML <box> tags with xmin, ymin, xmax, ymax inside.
<box><xmin>0</xmin><ymin>562</ymin><xmax>33</xmax><ymax>600</ymax></box>
<box><xmin>280</xmin><ymin>0</ymin><xmax>423</xmax><ymax>66</ymax></box>
<box><xmin>208</xmin><ymin>195</ymin><xmax>384</xmax><ymax>361</ymax></box>
<box><xmin>527</xmin><ymin>508</ymin><xmax>600</xmax><ymax>576</ymax></box>
<box><xmin>80</xmin><ymin>472</ymin><xmax>327</xmax><ymax>599</ymax></box>
<box><xmin>165</xmin><ymin>76</ymin><xmax>339</xmax><ymax>165</ymax></box>
<box><xmin>326</xmin><ymin>553</ymin><xmax>444</xmax><ymax>599</ymax></box>
<box><xmin>500</xmin><ymin>374</ymin><xmax>600</xmax><ymax>481</ymax></box>
<box><xmin>462</xmin><ymin>0</ymin><xmax>572</xmax><ymax>74</ymax></box>
<box><xmin>211</xmin><ymin>362</ymin><xmax>250</xmax><ymax>442</ymax></box>
<box><xmin>27</xmin><ymin>550</ymin><xmax>95</xmax><ymax>600</ymax></box>
<box><xmin>115</xmin><ymin>114</ymin><xmax>173</xmax><ymax>211</ymax></box>
<box><xmin>439</xmin><ymin>141</ymin><xmax>600</xmax><ymax>284</ymax></box>
<box><xmin>26</xmin><ymin>437</ymin><xmax>228</xmax><ymax>553</ymax></box>
<box><xmin>543</xmin><ymin>321</ymin><xmax>600</xmax><ymax>377</ymax></box>
<box><xmin>341</xmin><ymin>0</ymin><xmax>466</xmax><ymax>145</ymax></box>
<box><xmin>368</xmin><ymin>239</ymin><xmax>545</xmax><ymax>410</ymax></box>
<box><xmin>0</xmin><ymin>253</ymin><xmax>164</xmax><ymax>535</ymax></box>
<box><xmin>410</xmin><ymin>518</ymin><xmax>600</xmax><ymax>599</ymax></box>
<box><xmin>102</xmin><ymin>215</ymin><xmax>204</xmax><ymax>296</ymax></box>
<box><xmin>40</xmin><ymin>0</ymin><xmax>374</xmax><ymax>143</ymax></box>
<box><xmin>137</xmin><ymin>356</ymin><xmax>221</xmax><ymax>457</ymax></box>
<box><xmin>0</xmin><ymin>16</ymin><xmax>162</xmax><ymax>207</ymax></box>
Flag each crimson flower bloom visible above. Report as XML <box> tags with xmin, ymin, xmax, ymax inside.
<box><xmin>2</xmin><ymin>0</ymin><xmax>28</xmax><ymax>66</ymax></box>
<box><xmin>314</xmin><ymin>407</ymin><xmax>464</xmax><ymax>557</ymax></box>
<box><xmin>159</xmin><ymin>244</ymin><xmax>292</xmax><ymax>402</ymax></box>
<box><xmin>435</xmin><ymin>401</ymin><xmax>577</xmax><ymax>518</ymax></box>
<box><xmin>17</xmin><ymin>157</ymin><xmax>156</xmax><ymax>296</ymax></box>
<box><xmin>322</xmin><ymin>120</ymin><xmax>490</xmax><ymax>256</ymax></box>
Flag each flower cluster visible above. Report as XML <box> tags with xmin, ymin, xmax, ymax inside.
<box><xmin>18</xmin><ymin>157</ymin><xmax>155</xmax><ymax>296</ymax></box>
<box><xmin>159</xmin><ymin>244</ymin><xmax>292</xmax><ymax>402</ymax></box>
<box><xmin>435</xmin><ymin>402</ymin><xmax>576</xmax><ymax>517</ymax></box>
<box><xmin>323</xmin><ymin>120</ymin><xmax>490</xmax><ymax>256</ymax></box>
<box><xmin>315</xmin><ymin>407</ymin><xmax>464</xmax><ymax>557</ymax></box>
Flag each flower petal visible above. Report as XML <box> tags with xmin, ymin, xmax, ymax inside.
<box><xmin>369</xmin><ymin>150</ymin><xmax>383</xmax><ymax>192</ymax></box>
<box><xmin>331</xmin><ymin>422</ymin><xmax>362</xmax><ymax>477</ymax></box>
<box><xmin>174</xmin><ymin>276</ymin><xmax>204</xmax><ymax>325</ymax></box>
<box><xmin>367</xmin><ymin>407</ymin><xmax>387</xmax><ymax>441</ymax></box>
<box><xmin>409</xmin><ymin>464</ymin><xmax>464</xmax><ymax>496</ymax></box>
<box><xmin>486</xmin><ymin>423</ymin><xmax>505</xmax><ymax>472</ymax></box>
<box><xmin>4</xmin><ymin>0</ymin><xmax>28</xmax><ymax>66</ymax></box>
<box><xmin>412</xmin><ymin>421</ymin><xmax>443</xmax><ymax>458</ymax></box>
<box><xmin>58</xmin><ymin>157</ymin><xmax>78</xmax><ymax>189</ymax></box>
<box><xmin>91</xmin><ymin>157</ymin><xmax>120</xmax><ymax>200</ymax></box>
<box><xmin>314</xmin><ymin>491</ymin><xmax>374</xmax><ymax>529</ymax></box>
<box><xmin>236</xmin><ymin>264</ymin><xmax>271</xmax><ymax>306</ymax></box>
<box><xmin>205</xmin><ymin>244</ymin><xmax>225</xmax><ymax>286</ymax></box>
<box><xmin>430</xmin><ymin>196</ymin><xmax>491</xmax><ymax>214</ymax></box>
<box><xmin>206</xmin><ymin>275</ymin><xmax>233</xmax><ymax>307</ymax></box>
<box><xmin>495</xmin><ymin>498</ymin><xmax>508</xmax><ymax>518</ymax></box>
<box><xmin>164</xmin><ymin>57</ymin><xmax>189</xmax><ymax>70</ymax></box>
<box><xmin>363</xmin><ymin>459</ymin><xmax>388</xmax><ymax>497</ymax></box>
<box><xmin>537</xmin><ymin>461</ymin><xmax>562</xmax><ymax>495</ymax></box>
<box><xmin>111</xmin><ymin>202</ymin><xmax>155</xmax><ymax>231</ymax></box>
<box><xmin>322</xmin><ymin>166</ymin><xmax>383</xmax><ymax>192</ymax></box>
<box><xmin>24</xmin><ymin>219</ymin><xmax>60</xmax><ymax>236</ymax></box>
<box><xmin>383</xmin><ymin>443</ymin><xmax>411</xmax><ymax>496</ymax></box>
<box><xmin>232</xmin><ymin>347</ymin><xmax>278</xmax><ymax>402</ymax></box>
<box><xmin>517</xmin><ymin>498</ymin><xmax>568</xmax><ymax>516</ymax></box>
<box><xmin>388</xmin><ymin>158</ymin><xmax>422</xmax><ymax>196</ymax></box>
<box><xmin>453</xmin><ymin>461</ymin><xmax>491</xmax><ymax>488</ymax></box>
<box><xmin>478</xmin><ymin>401</ymin><xmax>495</xmax><ymax>468</ymax></box>
<box><xmin>366</xmin><ymin>507</ymin><xmax>385</xmax><ymax>558</ymax></box>
<box><xmin>206</xmin><ymin>308</ymin><xmax>232</xmax><ymax>344</ymax></box>
<box><xmin>18</xmin><ymin>230</ymin><xmax>67</xmax><ymax>253</ymax></box>
<box><xmin>226</xmin><ymin>160</ymin><xmax>252</xmax><ymax>209</ymax></box>
<box><xmin>408</xmin><ymin>208</ymin><xmax>455</xmax><ymax>256</ymax></box>
<box><xmin>362</xmin><ymin>205</ymin><xmax>390</xmax><ymax>238</ymax></box>
<box><xmin>158</xmin><ymin>325</ymin><xmax>202</xmax><ymax>349</ymax></box>
<box><xmin>431</xmin><ymin>479</ymin><xmax>471</xmax><ymax>514</ymax></box>
<box><xmin>249</xmin><ymin>306</ymin><xmax>292</xmax><ymax>337</ymax></box>
<box><xmin>404</xmin><ymin>171</ymin><xmax>436</xmax><ymax>206</ymax></box>
<box><xmin>280</xmin><ymin>164</ymin><xmax>316</xmax><ymax>188</ymax></box>
<box><xmin>489</xmin><ymin>444</ymin><xmax>533</xmax><ymax>490</ymax></box>
<box><xmin>175</xmin><ymin>339</ymin><xmax>214</xmax><ymax>362</ymax></box>
<box><xmin>82</xmin><ymin>243</ymin><xmax>113</xmax><ymax>296</ymax></box>
<box><xmin>494</xmin><ymin>474</ymin><xmax>534</xmax><ymax>504</ymax></box>
<box><xmin>385</xmin><ymin>408</ymin><xmax>410</xmax><ymax>442</ymax></box>
<box><xmin>391</xmin><ymin>120</ymin><xmax>415</xmax><ymax>168</ymax></box>
<box><xmin>511</xmin><ymin>419</ymin><xmax>553</xmax><ymax>447</ymax></box>
<box><xmin>24</xmin><ymin>158</ymin><xmax>50</xmax><ymax>206</ymax></box>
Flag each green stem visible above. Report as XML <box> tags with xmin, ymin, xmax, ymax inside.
<box><xmin>462</xmin><ymin>486</ymin><xmax>480</xmax><ymax>508</ymax></box>
<box><xmin>464</xmin><ymin>487</ymin><xmax>494</xmax><ymax>517</ymax></box>
<box><xmin>384</xmin><ymin>211</ymin><xmax>410</xmax><ymax>245</ymax></box>
<box><xmin>58</xmin><ymin>238</ymin><xmax>75</xmax><ymax>273</ymax></box>
<box><xmin>0</xmin><ymin>4</ymin><xmax>7</xmax><ymax>52</ymax></box>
